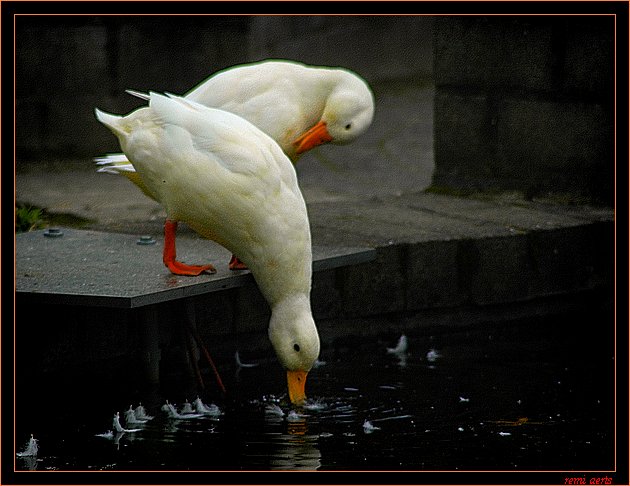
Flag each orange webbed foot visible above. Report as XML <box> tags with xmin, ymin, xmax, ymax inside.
<box><xmin>228</xmin><ymin>255</ymin><xmax>248</xmax><ymax>270</ymax></box>
<box><xmin>166</xmin><ymin>260</ymin><xmax>216</xmax><ymax>276</ymax></box>
<box><xmin>162</xmin><ymin>219</ymin><xmax>216</xmax><ymax>276</ymax></box>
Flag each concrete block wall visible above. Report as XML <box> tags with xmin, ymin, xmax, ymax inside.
<box><xmin>432</xmin><ymin>16</ymin><xmax>614</xmax><ymax>205</ymax></box>
<box><xmin>248</xmin><ymin>16</ymin><xmax>434</xmax><ymax>83</ymax></box>
<box><xmin>16</xmin><ymin>14</ymin><xmax>614</xmax><ymax>207</ymax></box>
<box><xmin>15</xmin><ymin>16</ymin><xmax>251</xmax><ymax>159</ymax></box>
<box><xmin>332</xmin><ymin>222</ymin><xmax>612</xmax><ymax>322</ymax></box>
<box><xmin>185</xmin><ymin>215</ymin><xmax>612</xmax><ymax>358</ymax></box>
<box><xmin>15</xmin><ymin>15</ymin><xmax>433</xmax><ymax>160</ymax></box>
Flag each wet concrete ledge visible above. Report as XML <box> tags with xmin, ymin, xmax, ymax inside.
<box><xmin>307</xmin><ymin>192</ymin><xmax>614</xmax><ymax>319</ymax></box>
<box><xmin>14</xmin><ymin>192</ymin><xmax>614</xmax><ymax>386</ymax></box>
<box><xmin>16</xmin><ymin>228</ymin><xmax>375</xmax><ymax>308</ymax></box>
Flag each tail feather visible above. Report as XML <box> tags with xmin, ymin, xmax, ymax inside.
<box><xmin>94</xmin><ymin>108</ymin><xmax>126</xmax><ymax>137</ymax></box>
<box><xmin>94</xmin><ymin>103</ymin><xmax>157</xmax><ymax>202</ymax></box>
<box><xmin>96</xmin><ymin>164</ymin><xmax>136</xmax><ymax>174</ymax></box>
<box><xmin>93</xmin><ymin>153</ymin><xmax>157</xmax><ymax>201</ymax></box>
<box><xmin>94</xmin><ymin>153</ymin><xmax>135</xmax><ymax>173</ymax></box>
<box><xmin>95</xmin><ymin>153</ymin><xmax>130</xmax><ymax>165</ymax></box>
<box><xmin>165</xmin><ymin>92</ymin><xmax>209</xmax><ymax>113</ymax></box>
<box><xmin>126</xmin><ymin>89</ymin><xmax>150</xmax><ymax>101</ymax></box>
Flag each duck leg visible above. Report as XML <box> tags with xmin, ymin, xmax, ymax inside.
<box><xmin>228</xmin><ymin>254</ymin><xmax>248</xmax><ymax>270</ymax></box>
<box><xmin>163</xmin><ymin>219</ymin><xmax>216</xmax><ymax>276</ymax></box>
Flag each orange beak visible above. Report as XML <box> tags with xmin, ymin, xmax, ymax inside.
<box><xmin>293</xmin><ymin>121</ymin><xmax>333</xmax><ymax>155</ymax></box>
<box><xmin>287</xmin><ymin>370</ymin><xmax>308</xmax><ymax>405</ymax></box>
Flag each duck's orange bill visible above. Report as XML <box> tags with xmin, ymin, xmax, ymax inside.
<box><xmin>287</xmin><ymin>370</ymin><xmax>308</xmax><ymax>405</ymax></box>
<box><xmin>293</xmin><ymin>121</ymin><xmax>333</xmax><ymax>155</ymax></box>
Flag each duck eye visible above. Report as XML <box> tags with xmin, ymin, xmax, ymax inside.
<box><xmin>293</xmin><ymin>343</ymin><xmax>301</xmax><ymax>352</ymax></box>
<box><xmin>345</xmin><ymin>123</ymin><xmax>352</xmax><ymax>130</ymax></box>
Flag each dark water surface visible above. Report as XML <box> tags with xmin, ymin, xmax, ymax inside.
<box><xmin>14</xmin><ymin>311</ymin><xmax>615</xmax><ymax>473</ymax></box>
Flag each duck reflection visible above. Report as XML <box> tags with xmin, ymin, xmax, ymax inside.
<box><xmin>269</xmin><ymin>416</ymin><xmax>321</xmax><ymax>470</ymax></box>
<box><xmin>18</xmin><ymin>455</ymin><xmax>38</xmax><ymax>471</ymax></box>
<box><xmin>287</xmin><ymin>418</ymin><xmax>308</xmax><ymax>436</ymax></box>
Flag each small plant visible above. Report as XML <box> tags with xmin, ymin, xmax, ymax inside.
<box><xmin>15</xmin><ymin>204</ymin><xmax>44</xmax><ymax>233</ymax></box>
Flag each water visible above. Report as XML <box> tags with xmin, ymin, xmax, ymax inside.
<box><xmin>14</xmin><ymin>311</ymin><xmax>614</xmax><ymax>472</ymax></box>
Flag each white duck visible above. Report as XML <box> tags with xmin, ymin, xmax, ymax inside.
<box><xmin>96</xmin><ymin>59</ymin><xmax>375</xmax><ymax>269</ymax></box>
<box><xmin>95</xmin><ymin>92</ymin><xmax>320</xmax><ymax>405</ymax></box>
<box><xmin>184</xmin><ymin>59</ymin><xmax>375</xmax><ymax>160</ymax></box>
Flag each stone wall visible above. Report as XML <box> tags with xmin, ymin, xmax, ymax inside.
<box><xmin>15</xmin><ymin>16</ymin><xmax>251</xmax><ymax>159</ymax></box>
<box><xmin>15</xmin><ymin>15</ymin><xmax>433</xmax><ymax>160</ymax></box>
<box><xmin>15</xmin><ymin>14</ymin><xmax>614</xmax><ymax>204</ymax></box>
<box><xmin>433</xmin><ymin>16</ymin><xmax>614</xmax><ymax>205</ymax></box>
<box><xmin>248</xmin><ymin>16</ymin><xmax>434</xmax><ymax>83</ymax></box>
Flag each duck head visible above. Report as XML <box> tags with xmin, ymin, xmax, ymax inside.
<box><xmin>293</xmin><ymin>72</ymin><xmax>375</xmax><ymax>155</ymax></box>
<box><xmin>268</xmin><ymin>295</ymin><xmax>320</xmax><ymax>405</ymax></box>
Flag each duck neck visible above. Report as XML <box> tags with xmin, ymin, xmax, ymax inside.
<box><xmin>268</xmin><ymin>292</ymin><xmax>314</xmax><ymax>354</ymax></box>
<box><xmin>270</xmin><ymin>293</ymin><xmax>312</xmax><ymax>323</ymax></box>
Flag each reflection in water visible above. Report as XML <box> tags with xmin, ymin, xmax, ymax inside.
<box><xmin>362</xmin><ymin>419</ymin><xmax>381</xmax><ymax>433</ymax></box>
<box><xmin>18</xmin><ymin>455</ymin><xmax>39</xmax><ymax>471</ymax></box>
<box><xmin>16</xmin><ymin>435</ymin><xmax>39</xmax><ymax>470</ymax></box>
<box><xmin>269</xmin><ymin>416</ymin><xmax>321</xmax><ymax>470</ymax></box>
<box><xmin>113</xmin><ymin>431</ymin><xmax>125</xmax><ymax>450</ymax></box>
<box><xmin>386</xmin><ymin>335</ymin><xmax>409</xmax><ymax>367</ymax></box>
<box><xmin>15</xmin><ymin>315</ymin><xmax>614</xmax><ymax>471</ymax></box>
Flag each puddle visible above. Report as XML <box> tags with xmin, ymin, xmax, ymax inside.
<box><xmin>14</xmin><ymin>311</ymin><xmax>614</xmax><ymax>471</ymax></box>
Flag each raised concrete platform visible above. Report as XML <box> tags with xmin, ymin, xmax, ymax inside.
<box><xmin>16</xmin><ymin>228</ymin><xmax>375</xmax><ymax>308</ymax></box>
<box><xmin>15</xmin><ymin>228</ymin><xmax>376</xmax><ymax>387</ymax></box>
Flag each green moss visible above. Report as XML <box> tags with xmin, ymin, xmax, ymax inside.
<box><xmin>15</xmin><ymin>204</ymin><xmax>44</xmax><ymax>232</ymax></box>
<box><xmin>15</xmin><ymin>203</ymin><xmax>94</xmax><ymax>233</ymax></box>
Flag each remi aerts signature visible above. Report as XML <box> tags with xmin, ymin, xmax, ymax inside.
<box><xmin>564</xmin><ymin>476</ymin><xmax>613</xmax><ymax>485</ymax></box>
